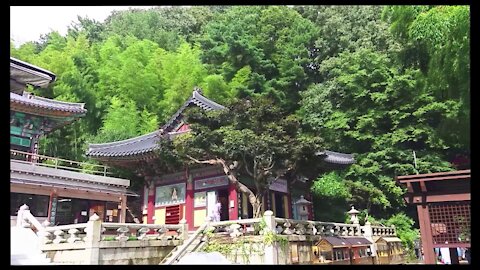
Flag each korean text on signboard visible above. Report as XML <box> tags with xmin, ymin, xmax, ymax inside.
<box><xmin>195</xmin><ymin>175</ymin><xmax>229</xmax><ymax>190</ymax></box>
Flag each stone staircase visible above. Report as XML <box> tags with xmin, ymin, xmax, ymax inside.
<box><xmin>11</xmin><ymin>226</ymin><xmax>51</xmax><ymax>265</ymax></box>
<box><xmin>161</xmin><ymin>224</ymin><xmax>208</xmax><ymax>264</ymax></box>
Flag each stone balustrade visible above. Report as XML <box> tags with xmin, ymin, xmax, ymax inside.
<box><xmin>206</xmin><ymin>218</ymin><xmax>263</xmax><ymax>238</ymax></box>
<box><xmin>274</xmin><ymin>218</ymin><xmax>363</xmax><ymax>237</ymax></box>
<box><xmin>38</xmin><ymin>215</ymin><xmax>187</xmax><ymax>246</ymax></box>
<box><xmin>101</xmin><ymin>222</ymin><xmax>185</xmax><ymax>241</ymax></box>
<box><xmin>371</xmin><ymin>225</ymin><xmax>396</xmax><ymax>236</ymax></box>
<box><xmin>202</xmin><ymin>214</ymin><xmax>396</xmax><ymax>240</ymax></box>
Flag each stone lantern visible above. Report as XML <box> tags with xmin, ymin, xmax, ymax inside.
<box><xmin>347</xmin><ymin>206</ymin><xmax>360</xmax><ymax>224</ymax></box>
<box><xmin>294</xmin><ymin>195</ymin><xmax>312</xmax><ymax>220</ymax></box>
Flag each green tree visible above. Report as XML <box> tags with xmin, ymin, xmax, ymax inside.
<box><xmin>103</xmin><ymin>6</ymin><xmax>223</xmax><ymax>51</ymax></box>
<box><xmin>157</xmin><ymin>96</ymin><xmax>324</xmax><ymax>217</ymax></box>
<box><xmin>199</xmin><ymin>6</ymin><xmax>319</xmax><ymax>112</ymax></box>
<box><xmin>300</xmin><ymin>49</ymin><xmax>455</xmax><ymax>217</ymax></box>
<box><xmin>93</xmin><ymin>96</ymin><xmax>140</xmax><ymax>143</ymax></box>
<box><xmin>157</xmin><ymin>42</ymin><xmax>208</xmax><ymax>121</ymax></box>
<box><xmin>295</xmin><ymin>5</ymin><xmax>400</xmax><ymax>66</ymax></box>
<box><xmin>381</xmin><ymin>213</ymin><xmax>419</xmax><ymax>258</ymax></box>
<box><xmin>311</xmin><ymin>171</ymin><xmax>351</xmax><ymax>222</ymax></box>
<box><xmin>92</xmin><ymin>96</ymin><xmax>157</xmax><ymax>144</ymax></box>
<box><xmin>67</xmin><ymin>16</ymin><xmax>106</xmax><ymax>43</ymax></box>
<box><xmin>383</xmin><ymin>6</ymin><xmax>470</xmax><ymax>153</ymax></box>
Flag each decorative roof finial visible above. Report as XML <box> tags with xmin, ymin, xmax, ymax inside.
<box><xmin>193</xmin><ymin>86</ymin><xmax>203</xmax><ymax>95</ymax></box>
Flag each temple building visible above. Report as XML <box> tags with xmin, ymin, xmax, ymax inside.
<box><xmin>10</xmin><ymin>57</ymin><xmax>131</xmax><ymax>226</ymax></box>
<box><xmin>87</xmin><ymin>88</ymin><xmax>354</xmax><ymax>230</ymax></box>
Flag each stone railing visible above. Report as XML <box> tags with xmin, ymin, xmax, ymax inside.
<box><xmin>39</xmin><ymin>214</ymin><xmax>187</xmax><ymax>246</ymax></box>
<box><xmin>206</xmin><ymin>217</ymin><xmax>263</xmax><ymax>238</ymax></box>
<box><xmin>16</xmin><ymin>204</ymin><xmax>46</xmax><ymax>232</ymax></box>
<box><xmin>199</xmin><ymin>211</ymin><xmax>398</xmax><ymax>264</ymax></box>
<box><xmin>274</xmin><ymin>218</ymin><xmax>363</xmax><ymax>237</ymax></box>
<box><xmin>15</xmin><ymin>205</ymin><xmax>188</xmax><ymax>264</ymax></box>
<box><xmin>200</xmin><ymin>212</ymin><xmax>396</xmax><ymax>240</ymax></box>
<box><xmin>371</xmin><ymin>225</ymin><xmax>396</xmax><ymax>237</ymax></box>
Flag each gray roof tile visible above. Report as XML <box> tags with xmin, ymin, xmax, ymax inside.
<box><xmin>11</xmin><ymin>91</ymin><xmax>87</xmax><ymax>114</ymax></box>
<box><xmin>320</xmin><ymin>236</ymin><xmax>372</xmax><ymax>247</ymax></box>
<box><xmin>10</xmin><ymin>57</ymin><xmax>56</xmax><ymax>92</ymax></box>
<box><xmin>87</xmin><ymin>89</ymin><xmax>355</xmax><ymax>166</ymax></box>
<box><xmin>316</xmin><ymin>150</ymin><xmax>355</xmax><ymax>165</ymax></box>
<box><xmin>87</xmin><ymin>89</ymin><xmax>223</xmax><ymax>158</ymax></box>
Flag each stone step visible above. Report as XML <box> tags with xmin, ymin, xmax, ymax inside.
<box><xmin>11</xmin><ymin>253</ymin><xmax>51</xmax><ymax>265</ymax></box>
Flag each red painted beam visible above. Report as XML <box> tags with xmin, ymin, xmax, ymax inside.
<box><xmin>406</xmin><ymin>193</ymin><xmax>470</xmax><ymax>204</ymax></box>
<box><xmin>397</xmin><ymin>170</ymin><xmax>470</xmax><ymax>181</ymax></box>
<box><xmin>398</xmin><ymin>174</ymin><xmax>470</xmax><ymax>183</ymax></box>
<box><xmin>432</xmin><ymin>243</ymin><xmax>470</xmax><ymax>249</ymax></box>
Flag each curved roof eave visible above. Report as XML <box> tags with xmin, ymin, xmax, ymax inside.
<box><xmin>86</xmin><ymin>89</ymin><xmax>224</xmax><ymax>159</ymax></box>
<box><xmin>10</xmin><ymin>57</ymin><xmax>56</xmax><ymax>89</ymax></box>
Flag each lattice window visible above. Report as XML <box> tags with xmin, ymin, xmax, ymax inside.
<box><xmin>429</xmin><ymin>202</ymin><xmax>470</xmax><ymax>245</ymax></box>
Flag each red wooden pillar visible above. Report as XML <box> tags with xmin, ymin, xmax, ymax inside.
<box><xmin>286</xmin><ymin>193</ymin><xmax>292</xmax><ymax>219</ymax></box>
<box><xmin>417</xmin><ymin>204</ymin><xmax>436</xmax><ymax>264</ymax></box>
<box><xmin>185</xmin><ymin>169</ymin><xmax>194</xmax><ymax>230</ymax></box>
<box><xmin>47</xmin><ymin>190</ymin><xmax>57</xmax><ymax>224</ymax></box>
<box><xmin>146</xmin><ymin>185</ymin><xmax>155</xmax><ymax>224</ymax></box>
<box><xmin>228</xmin><ymin>182</ymin><xmax>238</xmax><ymax>220</ymax></box>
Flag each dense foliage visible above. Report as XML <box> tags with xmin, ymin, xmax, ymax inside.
<box><xmin>11</xmin><ymin>5</ymin><xmax>469</xmax><ymax>235</ymax></box>
<box><xmin>156</xmin><ymin>96</ymin><xmax>323</xmax><ymax>217</ymax></box>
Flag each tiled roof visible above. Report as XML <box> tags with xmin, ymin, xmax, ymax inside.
<box><xmin>11</xmin><ymin>91</ymin><xmax>87</xmax><ymax>114</ymax></box>
<box><xmin>376</xmin><ymin>236</ymin><xmax>402</xmax><ymax>243</ymax></box>
<box><xmin>87</xmin><ymin>130</ymin><xmax>161</xmax><ymax>158</ymax></box>
<box><xmin>316</xmin><ymin>150</ymin><xmax>355</xmax><ymax>165</ymax></box>
<box><xmin>320</xmin><ymin>236</ymin><xmax>372</xmax><ymax>247</ymax></box>
<box><xmin>161</xmin><ymin>88</ymin><xmax>225</xmax><ymax>132</ymax></box>
<box><xmin>343</xmin><ymin>237</ymin><xmax>373</xmax><ymax>246</ymax></box>
<box><xmin>10</xmin><ymin>57</ymin><xmax>56</xmax><ymax>92</ymax></box>
<box><xmin>87</xmin><ymin>88</ymin><xmax>223</xmax><ymax>158</ymax></box>
<box><xmin>87</xmin><ymin>89</ymin><xmax>355</xmax><ymax>165</ymax></box>
<box><xmin>320</xmin><ymin>236</ymin><xmax>350</xmax><ymax>247</ymax></box>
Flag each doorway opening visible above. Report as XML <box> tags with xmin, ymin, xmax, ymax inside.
<box><xmin>218</xmin><ymin>189</ymin><xmax>229</xmax><ymax>221</ymax></box>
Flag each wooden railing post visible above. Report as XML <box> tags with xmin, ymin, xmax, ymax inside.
<box><xmin>84</xmin><ymin>214</ymin><xmax>102</xmax><ymax>264</ymax></box>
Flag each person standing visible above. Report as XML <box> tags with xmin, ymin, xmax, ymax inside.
<box><xmin>212</xmin><ymin>198</ymin><xmax>222</xmax><ymax>222</ymax></box>
<box><xmin>465</xmin><ymin>248</ymin><xmax>471</xmax><ymax>264</ymax></box>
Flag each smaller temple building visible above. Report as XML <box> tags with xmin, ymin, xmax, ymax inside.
<box><xmin>87</xmin><ymin>88</ymin><xmax>355</xmax><ymax>230</ymax></box>
<box><xmin>10</xmin><ymin>57</ymin><xmax>132</xmax><ymax>226</ymax></box>
<box><xmin>397</xmin><ymin>170</ymin><xmax>470</xmax><ymax>264</ymax></box>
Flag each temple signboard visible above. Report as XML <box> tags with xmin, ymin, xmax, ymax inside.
<box><xmin>195</xmin><ymin>175</ymin><xmax>229</xmax><ymax>190</ymax></box>
<box><xmin>269</xmin><ymin>178</ymin><xmax>288</xmax><ymax>193</ymax></box>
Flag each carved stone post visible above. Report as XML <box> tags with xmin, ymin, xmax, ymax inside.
<box><xmin>362</xmin><ymin>221</ymin><xmax>376</xmax><ymax>257</ymax></box>
<box><xmin>16</xmin><ymin>204</ymin><xmax>29</xmax><ymax>228</ymax></box>
<box><xmin>263</xmin><ymin>210</ymin><xmax>278</xmax><ymax>265</ymax></box>
<box><xmin>84</xmin><ymin>213</ymin><xmax>102</xmax><ymax>264</ymax></box>
<box><xmin>179</xmin><ymin>219</ymin><xmax>188</xmax><ymax>240</ymax></box>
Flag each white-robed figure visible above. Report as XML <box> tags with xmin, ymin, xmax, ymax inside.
<box><xmin>209</xmin><ymin>198</ymin><xmax>222</xmax><ymax>222</ymax></box>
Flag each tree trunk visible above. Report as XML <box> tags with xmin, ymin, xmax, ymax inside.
<box><xmin>186</xmin><ymin>155</ymin><xmax>263</xmax><ymax>218</ymax></box>
<box><xmin>252</xmin><ymin>194</ymin><xmax>263</xmax><ymax>218</ymax></box>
